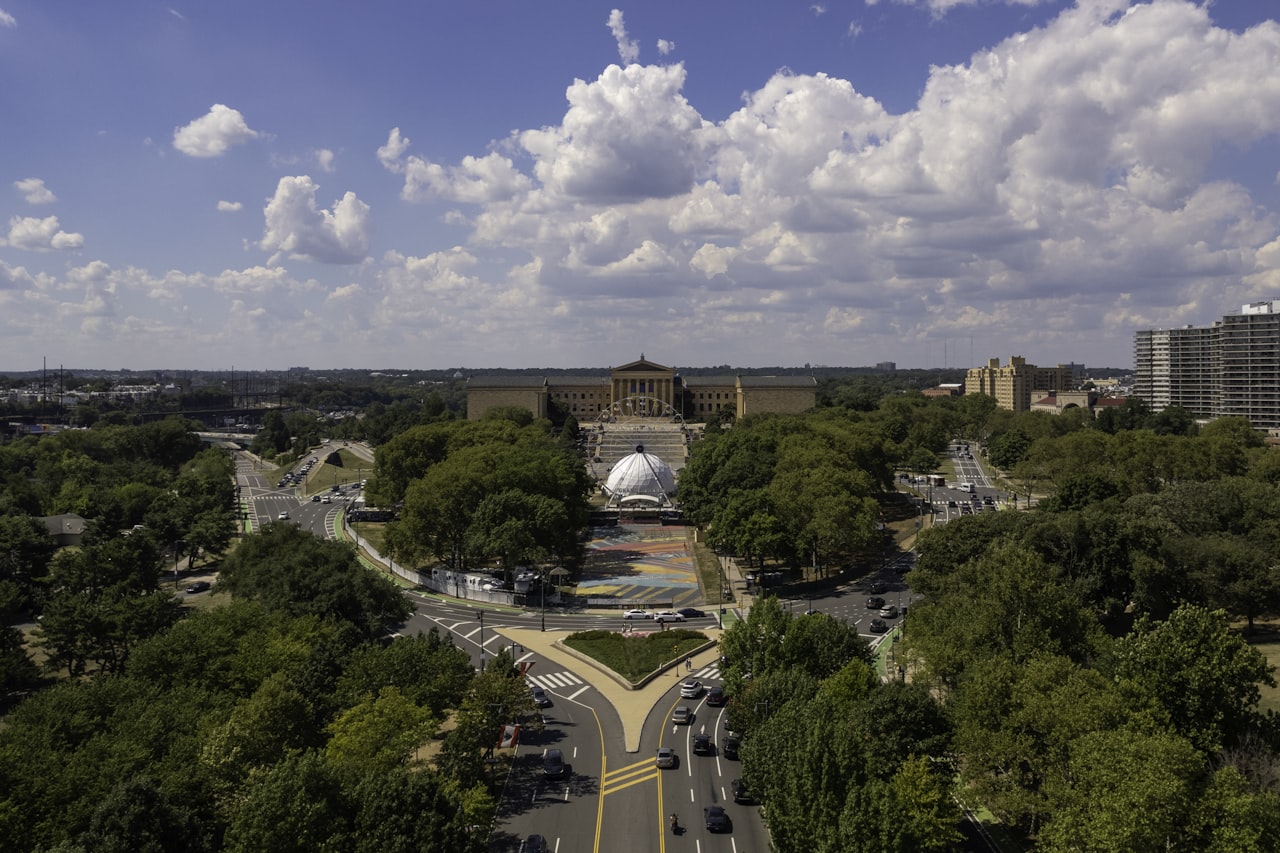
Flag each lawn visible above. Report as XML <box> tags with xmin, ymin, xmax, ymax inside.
<box><xmin>1251</xmin><ymin>638</ymin><xmax>1280</xmax><ymax>716</ymax></box>
<box><xmin>563</xmin><ymin>629</ymin><xmax>710</xmax><ymax>683</ymax></box>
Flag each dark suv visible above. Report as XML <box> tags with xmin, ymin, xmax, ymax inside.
<box><xmin>706</xmin><ymin>685</ymin><xmax>726</xmax><ymax>707</ymax></box>
<box><xmin>520</xmin><ymin>835</ymin><xmax>549</xmax><ymax>853</ymax></box>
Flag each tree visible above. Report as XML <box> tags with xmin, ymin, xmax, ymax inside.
<box><xmin>1038</xmin><ymin>729</ymin><xmax>1205</xmax><ymax>853</ymax></box>
<box><xmin>216</xmin><ymin>523</ymin><xmax>410</xmax><ymax>639</ymax></box>
<box><xmin>334</xmin><ymin>630</ymin><xmax>473</xmax><ymax>718</ymax></box>
<box><xmin>1110</xmin><ymin>605</ymin><xmax>1274</xmax><ymax>754</ymax></box>
<box><xmin>324</xmin><ymin>687</ymin><xmax>435</xmax><ymax>776</ymax></box>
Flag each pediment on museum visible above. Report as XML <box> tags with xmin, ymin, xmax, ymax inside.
<box><xmin>613</xmin><ymin>356</ymin><xmax>672</xmax><ymax>374</ymax></box>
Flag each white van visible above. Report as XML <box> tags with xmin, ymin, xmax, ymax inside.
<box><xmin>959</xmin><ymin>482</ymin><xmax>976</xmax><ymax>493</ymax></box>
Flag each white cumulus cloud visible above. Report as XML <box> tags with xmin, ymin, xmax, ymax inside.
<box><xmin>3</xmin><ymin>215</ymin><xmax>84</xmax><ymax>251</ymax></box>
<box><xmin>377</xmin><ymin>127</ymin><xmax>411</xmax><ymax>173</ymax></box>
<box><xmin>173</xmin><ymin>104</ymin><xmax>260</xmax><ymax>157</ymax></box>
<box><xmin>607</xmin><ymin>9</ymin><xmax>640</xmax><ymax>65</ymax></box>
<box><xmin>15</xmin><ymin>178</ymin><xmax>55</xmax><ymax>204</ymax></box>
<box><xmin>259</xmin><ymin>176</ymin><xmax>371</xmax><ymax>265</ymax></box>
<box><xmin>216</xmin><ymin>200</ymin><xmax>243</xmax><ymax>212</ymax></box>
<box><xmin>315</xmin><ymin>148</ymin><xmax>336</xmax><ymax>172</ymax></box>
<box><xmin>0</xmin><ymin>8</ymin><xmax>15</xmax><ymax>27</ymax></box>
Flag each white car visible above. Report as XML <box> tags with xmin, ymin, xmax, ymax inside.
<box><xmin>277</xmin><ymin>511</ymin><xmax>290</xmax><ymax>520</ymax></box>
<box><xmin>653</xmin><ymin>611</ymin><xmax>684</xmax><ymax>624</ymax></box>
<box><xmin>623</xmin><ymin>609</ymin><xmax>651</xmax><ymax>620</ymax></box>
<box><xmin>680</xmin><ymin>679</ymin><xmax>703</xmax><ymax>698</ymax></box>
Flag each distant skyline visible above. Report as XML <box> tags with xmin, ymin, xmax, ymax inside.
<box><xmin>2</xmin><ymin>1</ymin><xmax>1279</xmax><ymax>372</ymax></box>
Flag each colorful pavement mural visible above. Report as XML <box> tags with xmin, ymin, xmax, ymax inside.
<box><xmin>576</xmin><ymin>524</ymin><xmax>700</xmax><ymax>606</ymax></box>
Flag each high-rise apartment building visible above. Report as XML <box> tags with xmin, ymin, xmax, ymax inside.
<box><xmin>1133</xmin><ymin>300</ymin><xmax>1280</xmax><ymax>430</ymax></box>
<box><xmin>965</xmin><ymin>356</ymin><xmax>1076</xmax><ymax>412</ymax></box>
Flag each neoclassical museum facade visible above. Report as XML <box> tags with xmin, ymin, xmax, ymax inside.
<box><xmin>465</xmin><ymin>356</ymin><xmax>817</xmax><ymax>422</ymax></box>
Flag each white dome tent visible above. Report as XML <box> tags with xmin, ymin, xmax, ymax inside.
<box><xmin>602</xmin><ymin>444</ymin><xmax>677</xmax><ymax>508</ymax></box>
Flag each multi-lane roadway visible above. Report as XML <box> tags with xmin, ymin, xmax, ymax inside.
<box><xmin>233</xmin><ymin>447</ymin><xmax>933</xmax><ymax>851</ymax></box>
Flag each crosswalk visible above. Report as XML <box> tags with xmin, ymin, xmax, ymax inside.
<box><xmin>527</xmin><ymin>670</ymin><xmax>585</xmax><ymax>690</ymax></box>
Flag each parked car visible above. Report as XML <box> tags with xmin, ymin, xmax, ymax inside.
<box><xmin>868</xmin><ymin>618</ymin><xmax>889</xmax><ymax>633</ymax></box>
<box><xmin>185</xmin><ymin>581</ymin><xmax>211</xmax><ymax>594</ymax></box>
<box><xmin>656</xmin><ymin>747</ymin><xmax>677</xmax><ymax>768</ymax></box>
<box><xmin>543</xmin><ymin>748</ymin><xmax>566</xmax><ymax>779</ymax></box>
<box><xmin>722</xmin><ymin>733</ymin><xmax>741</xmax><ymax>760</ymax></box>
<box><xmin>622</xmin><ymin>609</ymin><xmax>651</xmax><ymax>620</ymax></box>
<box><xmin>671</xmin><ymin>706</ymin><xmax>692</xmax><ymax>724</ymax></box>
<box><xmin>704</xmin><ymin>805</ymin><xmax>731</xmax><ymax>833</ymax></box>
<box><xmin>732</xmin><ymin>777</ymin><xmax>755</xmax><ymax>804</ymax></box>
<box><xmin>865</xmin><ymin>596</ymin><xmax>885</xmax><ymax>609</ymax></box>
<box><xmin>653</xmin><ymin>611</ymin><xmax>684</xmax><ymax>624</ymax></box>
<box><xmin>680</xmin><ymin>680</ymin><xmax>702</xmax><ymax>698</ymax></box>
<box><xmin>692</xmin><ymin>733</ymin><xmax>713</xmax><ymax>755</ymax></box>
<box><xmin>706</xmin><ymin>686</ymin><xmax>726</xmax><ymax>706</ymax></box>
<box><xmin>878</xmin><ymin>605</ymin><xmax>899</xmax><ymax>619</ymax></box>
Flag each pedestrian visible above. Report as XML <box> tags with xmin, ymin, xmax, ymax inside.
<box><xmin>685</xmin><ymin>657</ymin><xmax>692</xmax><ymax>672</ymax></box>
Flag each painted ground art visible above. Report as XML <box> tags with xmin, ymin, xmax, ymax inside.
<box><xmin>576</xmin><ymin>524</ymin><xmax>700</xmax><ymax>607</ymax></box>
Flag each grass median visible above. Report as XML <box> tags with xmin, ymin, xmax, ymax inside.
<box><xmin>563</xmin><ymin>628</ymin><xmax>710</xmax><ymax>683</ymax></box>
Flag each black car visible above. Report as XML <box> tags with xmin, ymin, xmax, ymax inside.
<box><xmin>704</xmin><ymin>805</ymin><xmax>731</xmax><ymax>833</ymax></box>
<box><xmin>185</xmin><ymin>581</ymin><xmax>211</xmax><ymax>594</ymax></box>
<box><xmin>706</xmin><ymin>685</ymin><xmax>726</xmax><ymax>707</ymax></box>
<box><xmin>865</xmin><ymin>596</ymin><xmax>885</xmax><ymax>609</ymax></box>
<box><xmin>531</xmin><ymin>685</ymin><xmax>551</xmax><ymax>708</ymax></box>
<box><xmin>519</xmin><ymin>835</ymin><xmax>549</xmax><ymax>853</ymax></box>
<box><xmin>677</xmin><ymin>607</ymin><xmax>705</xmax><ymax>618</ymax></box>
<box><xmin>868</xmin><ymin>618</ymin><xmax>889</xmax><ymax>633</ymax></box>
<box><xmin>868</xmin><ymin>581</ymin><xmax>887</xmax><ymax>594</ymax></box>
<box><xmin>722</xmin><ymin>734</ymin><xmax>741</xmax><ymax>760</ymax></box>
<box><xmin>543</xmin><ymin>748</ymin><xmax>566</xmax><ymax>780</ymax></box>
<box><xmin>692</xmin><ymin>733</ymin><xmax>713</xmax><ymax>755</ymax></box>
<box><xmin>732</xmin><ymin>777</ymin><xmax>755</xmax><ymax>804</ymax></box>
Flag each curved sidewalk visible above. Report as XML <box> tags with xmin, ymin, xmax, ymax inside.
<box><xmin>495</xmin><ymin>625</ymin><xmax>723</xmax><ymax>753</ymax></box>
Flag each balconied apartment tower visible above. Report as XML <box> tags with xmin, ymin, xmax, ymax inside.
<box><xmin>1134</xmin><ymin>300</ymin><xmax>1280</xmax><ymax>430</ymax></box>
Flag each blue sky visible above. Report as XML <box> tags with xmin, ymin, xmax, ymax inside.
<box><xmin>2</xmin><ymin>0</ymin><xmax>1279</xmax><ymax>372</ymax></box>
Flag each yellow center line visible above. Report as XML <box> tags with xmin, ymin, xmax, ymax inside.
<box><xmin>592</xmin><ymin>703</ymin><xmax>606</xmax><ymax>853</ymax></box>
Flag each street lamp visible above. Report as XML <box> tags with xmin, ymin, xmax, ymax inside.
<box><xmin>478</xmin><ymin>609</ymin><xmax>485</xmax><ymax>670</ymax></box>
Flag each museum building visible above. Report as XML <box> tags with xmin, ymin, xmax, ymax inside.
<box><xmin>465</xmin><ymin>356</ymin><xmax>817</xmax><ymax>422</ymax></box>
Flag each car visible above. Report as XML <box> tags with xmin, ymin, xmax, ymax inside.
<box><xmin>879</xmin><ymin>605</ymin><xmax>899</xmax><ymax>619</ymax></box>
<box><xmin>531</xmin><ymin>685</ymin><xmax>551</xmax><ymax>708</ymax></box>
<box><xmin>277</xmin><ymin>511</ymin><xmax>290</xmax><ymax>520</ymax></box>
<box><xmin>692</xmin><ymin>733</ymin><xmax>713</xmax><ymax>755</ymax></box>
<box><xmin>321</xmin><ymin>495</ymin><xmax>332</xmax><ymax>504</ymax></box>
<box><xmin>865</xmin><ymin>596</ymin><xmax>885</xmax><ymax>609</ymax></box>
<box><xmin>704</xmin><ymin>805</ymin><xmax>731</xmax><ymax>833</ymax></box>
<box><xmin>310</xmin><ymin>494</ymin><xmax>320</xmax><ymax>502</ymax></box>
<box><xmin>680</xmin><ymin>680</ymin><xmax>702</xmax><ymax>698</ymax></box>
<box><xmin>947</xmin><ymin>499</ymin><xmax>957</xmax><ymax>507</ymax></box>
<box><xmin>732</xmin><ymin>778</ymin><xmax>755</xmax><ymax>804</ymax></box>
<box><xmin>706</xmin><ymin>686</ymin><xmax>726</xmax><ymax>706</ymax></box>
<box><xmin>671</xmin><ymin>706</ymin><xmax>692</xmax><ymax>725</ymax></box>
<box><xmin>519</xmin><ymin>835</ymin><xmax>549</xmax><ymax>853</ymax></box>
<box><xmin>331</xmin><ymin>484</ymin><xmax>340</xmax><ymax>492</ymax></box>
<box><xmin>543</xmin><ymin>748</ymin><xmax>566</xmax><ymax>779</ymax></box>
<box><xmin>656</xmin><ymin>747</ymin><xmax>677</xmax><ymax>768</ymax></box>
<box><xmin>984</xmin><ymin>495</ymin><xmax>995</xmax><ymax>504</ymax></box>
<box><xmin>653</xmin><ymin>611</ymin><xmax>684</xmax><ymax>623</ymax></box>
<box><xmin>868</xmin><ymin>581</ymin><xmax>887</xmax><ymax>594</ymax></box>
<box><xmin>622</xmin><ymin>609</ymin><xmax>651</xmax><ymax>620</ymax></box>
<box><xmin>960</xmin><ymin>505</ymin><xmax>972</xmax><ymax>514</ymax></box>
<box><xmin>185</xmin><ymin>581</ymin><xmax>211</xmax><ymax>594</ymax></box>
<box><xmin>868</xmin><ymin>618</ymin><xmax>889</xmax><ymax>633</ymax></box>
<box><xmin>722</xmin><ymin>734</ymin><xmax>741</xmax><ymax>760</ymax></box>
<box><xmin>677</xmin><ymin>607</ymin><xmax>706</xmax><ymax>618</ymax></box>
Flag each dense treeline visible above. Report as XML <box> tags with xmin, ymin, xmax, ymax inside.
<box><xmin>376</xmin><ymin>413</ymin><xmax>592</xmax><ymax>583</ymax></box>
<box><xmin>0</xmin><ymin>419</ymin><xmax>238</xmax><ymax>695</ymax></box>
<box><xmin>0</xmin><ymin>521</ymin><xmax>533</xmax><ymax>852</ymax></box>
<box><xmin>693</xmin><ymin>394</ymin><xmax>1280</xmax><ymax>851</ymax></box>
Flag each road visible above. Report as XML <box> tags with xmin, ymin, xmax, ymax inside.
<box><xmin>234</xmin><ymin>446</ymin><xmax>923</xmax><ymax>851</ymax></box>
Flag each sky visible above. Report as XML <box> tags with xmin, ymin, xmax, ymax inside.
<box><xmin>2</xmin><ymin>0</ymin><xmax>1279</xmax><ymax>373</ymax></box>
